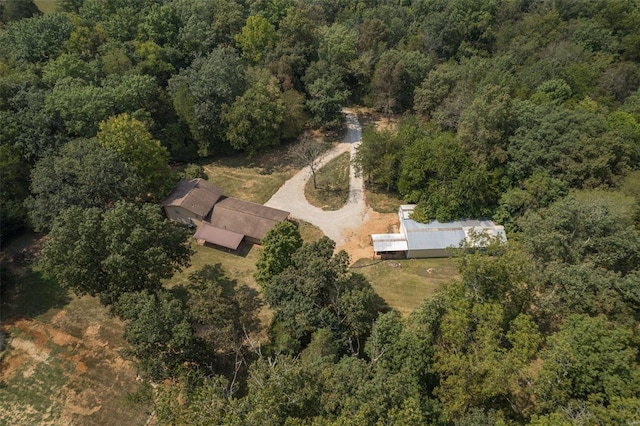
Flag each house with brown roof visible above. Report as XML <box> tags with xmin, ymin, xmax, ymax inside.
<box><xmin>162</xmin><ymin>179</ymin><xmax>289</xmax><ymax>250</ymax></box>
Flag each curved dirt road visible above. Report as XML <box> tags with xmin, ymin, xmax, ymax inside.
<box><xmin>265</xmin><ymin>112</ymin><xmax>369</xmax><ymax>245</ymax></box>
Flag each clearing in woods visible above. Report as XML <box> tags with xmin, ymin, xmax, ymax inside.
<box><xmin>0</xmin><ymin>111</ymin><xmax>458</xmax><ymax>424</ymax></box>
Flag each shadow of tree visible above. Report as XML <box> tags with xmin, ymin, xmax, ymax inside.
<box><xmin>0</xmin><ymin>266</ymin><xmax>71</xmax><ymax>321</ymax></box>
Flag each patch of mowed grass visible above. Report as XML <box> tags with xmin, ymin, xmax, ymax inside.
<box><xmin>351</xmin><ymin>257</ymin><xmax>460</xmax><ymax>316</ymax></box>
<box><xmin>34</xmin><ymin>0</ymin><xmax>58</xmax><ymax>14</ymax></box>
<box><xmin>203</xmin><ymin>144</ymin><xmax>298</xmax><ymax>204</ymax></box>
<box><xmin>295</xmin><ymin>220</ymin><xmax>325</xmax><ymax>242</ymax></box>
<box><xmin>365</xmin><ymin>187</ymin><xmax>404</xmax><ymax>213</ymax></box>
<box><xmin>305</xmin><ymin>151</ymin><xmax>351</xmax><ymax>210</ymax></box>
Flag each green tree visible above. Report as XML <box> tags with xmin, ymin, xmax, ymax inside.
<box><xmin>235</xmin><ymin>15</ymin><xmax>278</xmax><ymax>63</ymax></box>
<box><xmin>519</xmin><ymin>193</ymin><xmax>640</xmax><ymax>323</ymax></box>
<box><xmin>370</xmin><ymin>50</ymin><xmax>429</xmax><ymax>118</ymax></box>
<box><xmin>353</xmin><ymin>124</ymin><xmax>406</xmax><ymax>191</ymax></box>
<box><xmin>255</xmin><ymin>221</ymin><xmax>303</xmax><ymax>288</ymax></box>
<box><xmin>0</xmin><ymin>12</ymin><xmax>73</xmax><ymax>62</ymax></box>
<box><xmin>97</xmin><ymin>113</ymin><xmax>171</xmax><ymax>197</ymax></box>
<box><xmin>506</xmin><ymin>101</ymin><xmax>618</xmax><ymax>188</ymax></box>
<box><xmin>174</xmin><ymin>0</ymin><xmax>245</xmax><ymax>54</ymax></box>
<box><xmin>167</xmin><ymin>47</ymin><xmax>246</xmax><ymax>156</ymax></box>
<box><xmin>536</xmin><ymin>314</ymin><xmax>640</xmax><ymax>413</ymax></box>
<box><xmin>25</xmin><ymin>138</ymin><xmax>143</xmax><ymax>232</ymax></box>
<box><xmin>45</xmin><ymin>74</ymin><xmax>158</xmax><ymax>138</ymax></box>
<box><xmin>118</xmin><ymin>289</ymin><xmax>199</xmax><ymax>380</ymax></box>
<box><xmin>305</xmin><ymin>74</ymin><xmax>348</xmax><ymax>129</ymax></box>
<box><xmin>270</xmin><ymin>3</ymin><xmax>320</xmax><ymax>91</ymax></box>
<box><xmin>0</xmin><ymin>83</ymin><xmax>61</xmax><ymax>162</ymax></box>
<box><xmin>414</xmin><ymin>0</ymin><xmax>500</xmax><ymax>59</ymax></box>
<box><xmin>398</xmin><ymin>130</ymin><xmax>496</xmax><ymax>222</ymax></box>
<box><xmin>222</xmin><ymin>68</ymin><xmax>285</xmax><ymax>154</ymax></box>
<box><xmin>280</xmin><ymin>89</ymin><xmax>307</xmax><ymax>140</ymax></box>
<box><xmin>0</xmin><ymin>144</ymin><xmax>30</xmax><ymax>239</ymax></box>
<box><xmin>263</xmin><ymin>237</ymin><xmax>383</xmax><ymax>354</ymax></box>
<box><xmin>41</xmin><ymin>53</ymin><xmax>99</xmax><ymax>86</ymax></box>
<box><xmin>457</xmin><ymin>84</ymin><xmax>514</xmax><ymax>168</ymax></box>
<box><xmin>39</xmin><ymin>201</ymin><xmax>192</xmax><ymax>306</ymax></box>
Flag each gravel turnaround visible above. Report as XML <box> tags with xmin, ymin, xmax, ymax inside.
<box><xmin>265</xmin><ymin>111</ymin><xmax>369</xmax><ymax>245</ymax></box>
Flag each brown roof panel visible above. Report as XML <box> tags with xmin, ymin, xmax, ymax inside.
<box><xmin>161</xmin><ymin>179</ymin><xmax>224</xmax><ymax>217</ymax></box>
<box><xmin>194</xmin><ymin>223</ymin><xmax>244</xmax><ymax>250</ymax></box>
<box><xmin>210</xmin><ymin>198</ymin><xmax>288</xmax><ymax>241</ymax></box>
<box><xmin>214</xmin><ymin>197</ymin><xmax>289</xmax><ymax>221</ymax></box>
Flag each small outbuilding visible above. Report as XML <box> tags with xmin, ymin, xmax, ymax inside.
<box><xmin>372</xmin><ymin>205</ymin><xmax>506</xmax><ymax>259</ymax></box>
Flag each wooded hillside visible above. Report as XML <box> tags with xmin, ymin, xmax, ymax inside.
<box><xmin>1</xmin><ymin>0</ymin><xmax>640</xmax><ymax>424</ymax></box>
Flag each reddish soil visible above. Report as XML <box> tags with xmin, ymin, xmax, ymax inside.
<box><xmin>337</xmin><ymin>210</ymin><xmax>398</xmax><ymax>262</ymax></box>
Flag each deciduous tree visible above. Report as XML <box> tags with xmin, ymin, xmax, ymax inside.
<box><xmin>97</xmin><ymin>113</ymin><xmax>171</xmax><ymax>197</ymax></box>
<box><xmin>118</xmin><ymin>289</ymin><xmax>199</xmax><ymax>380</ymax></box>
<box><xmin>287</xmin><ymin>135</ymin><xmax>329</xmax><ymax>189</ymax></box>
<box><xmin>25</xmin><ymin>138</ymin><xmax>143</xmax><ymax>232</ymax></box>
<box><xmin>222</xmin><ymin>68</ymin><xmax>285</xmax><ymax>154</ymax></box>
<box><xmin>39</xmin><ymin>201</ymin><xmax>192</xmax><ymax>306</ymax></box>
<box><xmin>255</xmin><ymin>221</ymin><xmax>303</xmax><ymax>288</ymax></box>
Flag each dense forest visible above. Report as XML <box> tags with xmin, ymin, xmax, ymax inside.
<box><xmin>2</xmin><ymin>0</ymin><xmax>640</xmax><ymax>424</ymax></box>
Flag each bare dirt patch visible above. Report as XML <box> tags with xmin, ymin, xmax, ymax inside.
<box><xmin>337</xmin><ymin>210</ymin><xmax>398</xmax><ymax>262</ymax></box>
<box><xmin>1</xmin><ymin>300</ymin><xmax>151</xmax><ymax>425</ymax></box>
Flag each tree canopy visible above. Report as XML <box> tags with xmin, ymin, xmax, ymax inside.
<box><xmin>39</xmin><ymin>201</ymin><xmax>192</xmax><ymax>306</ymax></box>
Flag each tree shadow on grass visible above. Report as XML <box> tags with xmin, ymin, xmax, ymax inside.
<box><xmin>0</xmin><ymin>265</ymin><xmax>71</xmax><ymax>321</ymax></box>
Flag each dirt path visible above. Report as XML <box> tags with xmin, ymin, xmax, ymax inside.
<box><xmin>265</xmin><ymin>111</ymin><xmax>370</xmax><ymax>246</ymax></box>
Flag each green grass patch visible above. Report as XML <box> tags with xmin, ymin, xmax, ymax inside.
<box><xmin>296</xmin><ymin>220</ymin><xmax>325</xmax><ymax>242</ymax></box>
<box><xmin>351</xmin><ymin>257</ymin><xmax>460</xmax><ymax>316</ymax></box>
<box><xmin>305</xmin><ymin>151</ymin><xmax>351</xmax><ymax>210</ymax></box>
<box><xmin>166</xmin><ymin>240</ymin><xmax>261</xmax><ymax>290</ymax></box>
<box><xmin>34</xmin><ymin>0</ymin><xmax>58</xmax><ymax>14</ymax></box>
<box><xmin>203</xmin><ymin>144</ymin><xmax>298</xmax><ymax>204</ymax></box>
<box><xmin>365</xmin><ymin>187</ymin><xmax>404</xmax><ymax>213</ymax></box>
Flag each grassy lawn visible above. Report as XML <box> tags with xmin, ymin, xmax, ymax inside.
<box><xmin>351</xmin><ymin>257</ymin><xmax>460</xmax><ymax>316</ymax></box>
<box><xmin>203</xmin><ymin>144</ymin><xmax>298</xmax><ymax>204</ymax></box>
<box><xmin>304</xmin><ymin>151</ymin><xmax>351</xmax><ymax>210</ymax></box>
<box><xmin>365</xmin><ymin>186</ymin><xmax>405</xmax><ymax>213</ymax></box>
<box><xmin>34</xmin><ymin>0</ymin><xmax>58</xmax><ymax>14</ymax></box>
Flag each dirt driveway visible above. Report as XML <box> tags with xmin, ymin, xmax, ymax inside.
<box><xmin>265</xmin><ymin>111</ymin><xmax>372</xmax><ymax>246</ymax></box>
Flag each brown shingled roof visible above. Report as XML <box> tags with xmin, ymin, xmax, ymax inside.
<box><xmin>161</xmin><ymin>179</ymin><xmax>224</xmax><ymax>218</ymax></box>
<box><xmin>194</xmin><ymin>222</ymin><xmax>244</xmax><ymax>250</ymax></box>
<box><xmin>209</xmin><ymin>197</ymin><xmax>289</xmax><ymax>241</ymax></box>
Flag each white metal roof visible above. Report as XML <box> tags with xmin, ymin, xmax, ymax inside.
<box><xmin>371</xmin><ymin>233</ymin><xmax>408</xmax><ymax>252</ymax></box>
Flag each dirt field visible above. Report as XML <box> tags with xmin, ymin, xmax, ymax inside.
<box><xmin>1</xmin><ymin>236</ymin><xmax>152</xmax><ymax>426</ymax></box>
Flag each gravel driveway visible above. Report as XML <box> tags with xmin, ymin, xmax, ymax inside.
<box><xmin>265</xmin><ymin>112</ymin><xmax>369</xmax><ymax>245</ymax></box>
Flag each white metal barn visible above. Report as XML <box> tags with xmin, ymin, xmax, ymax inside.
<box><xmin>371</xmin><ymin>205</ymin><xmax>507</xmax><ymax>259</ymax></box>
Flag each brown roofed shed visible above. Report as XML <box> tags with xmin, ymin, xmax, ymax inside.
<box><xmin>194</xmin><ymin>222</ymin><xmax>244</xmax><ymax>250</ymax></box>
